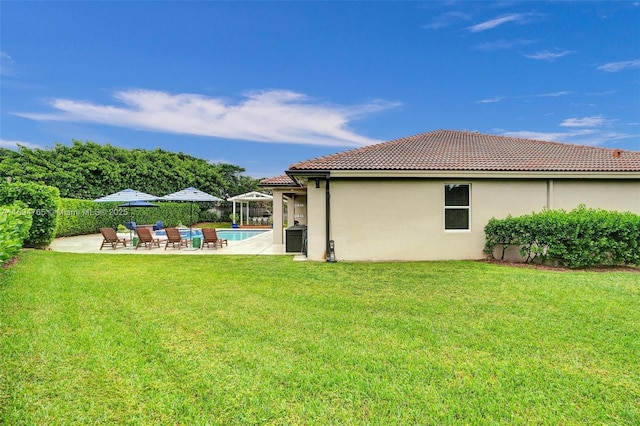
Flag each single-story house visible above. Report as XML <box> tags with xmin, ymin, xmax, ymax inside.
<box><xmin>260</xmin><ymin>129</ymin><xmax>640</xmax><ymax>262</ymax></box>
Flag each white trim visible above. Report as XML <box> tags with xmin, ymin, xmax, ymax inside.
<box><xmin>227</xmin><ymin>191</ymin><xmax>273</xmax><ymax>202</ymax></box>
<box><xmin>328</xmin><ymin>170</ymin><xmax>640</xmax><ymax>180</ymax></box>
<box><xmin>444</xmin><ymin>183</ymin><xmax>471</xmax><ymax>231</ymax></box>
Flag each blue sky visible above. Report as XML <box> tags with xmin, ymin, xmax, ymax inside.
<box><xmin>2</xmin><ymin>1</ymin><xmax>639</xmax><ymax>178</ymax></box>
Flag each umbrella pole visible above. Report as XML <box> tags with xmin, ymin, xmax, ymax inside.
<box><xmin>189</xmin><ymin>202</ymin><xmax>193</xmax><ymax>241</ymax></box>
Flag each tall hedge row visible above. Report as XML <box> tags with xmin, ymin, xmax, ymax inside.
<box><xmin>0</xmin><ymin>140</ymin><xmax>259</xmax><ymax>200</ymax></box>
<box><xmin>55</xmin><ymin>199</ymin><xmax>197</xmax><ymax>237</ymax></box>
<box><xmin>0</xmin><ymin>182</ymin><xmax>60</xmax><ymax>248</ymax></box>
<box><xmin>484</xmin><ymin>206</ymin><xmax>640</xmax><ymax>268</ymax></box>
<box><xmin>0</xmin><ymin>201</ymin><xmax>33</xmax><ymax>265</ymax></box>
<box><xmin>56</xmin><ymin>198</ymin><xmax>102</xmax><ymax>237</ymax></box>
<box><xmin>95</xmin><ymin>202</ymin><xmax>196</xmax><ymax>230</ymax></box>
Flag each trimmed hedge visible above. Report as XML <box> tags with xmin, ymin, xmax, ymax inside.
<box><xmin>55</xmin><ymin>199</ymin><xmax>197</xmax><ymax>237</ymax></box>
<box><xmin>56</xmin><ymin>198</ymin><xmax>102</xmax><ymax>237</ymax></box>
<box><xmin>96</xmin><ymin>202</ymin><xmax>196</xmax><ymax>230</ymax></box>
<box><xmin>0</xmin><ymin>182</ymin><xmax>60</xmax><ymax>248</ymax></box>
<box><xmin>484</xmin><ymin>206</ymin><xmax>640</xmax><ymax>268</ymax></box>
<box><xmin>198</xmin><ymin>210</ymin><xmax>220</xmax><ymax>223</ymax></box>
<box><xmin>0</xmin><ymin>201</ymin><xmax>33</xmax><ymax>264</ymax></box>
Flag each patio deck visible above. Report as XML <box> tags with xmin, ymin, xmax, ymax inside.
<box><xmin>50</xmin><ymin>229</ymin><xmax>294</xmax><ymax>256</ymax></box>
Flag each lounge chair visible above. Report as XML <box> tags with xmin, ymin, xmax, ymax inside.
<box><xmin>153</xmin><ymin>220</ymin><xmax>164</xmax><ymax>231</ymax></box>
<box><xmin>99</xmin><ymin>227</ymin><xmax>128</xmax><ymax>250</ymax></box>
<box><xmin>135</xmin><ymin>227</ymin><xmax>161</xmax><ymax>250</ymax></box>
<box><xmin>201</xmin><ymin>228</ymin><xmax>228</xmax><ymax>250</ymax></box>
<box><xmin>165</xmin><ymin>227</ymin><xmax>189</xmax><ymax>250</ymax></box>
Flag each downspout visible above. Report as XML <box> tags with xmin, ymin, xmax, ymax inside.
<box><xmin>325</xmin><ymin>174</ymin><xmax>333</xmax><ymax>262</ymax></box>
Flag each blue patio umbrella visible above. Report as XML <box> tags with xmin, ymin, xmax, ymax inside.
<box><xmin>94</xmin><ymin>188</ymin><xmax>158</xmax><ymax>203</ymax></box>
<box><xmin>160</xmin><ymin>187</ymin><xmax>222</xmax><ymax>239</ymax></box>
<box><xmin>94</xmin><ymin>189</ymin><xmax>159</xmax><ymax>240</ymax></box>
<box><xmin>117</xmin><ymin>201</ymin><xmax>160</xmax><ymax>239</ymax></box>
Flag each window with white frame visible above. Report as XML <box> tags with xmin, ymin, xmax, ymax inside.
<box><xmin>444</xmin><ymin>184</ymin><xmax>470</xmax><ymax>230</ymax></box>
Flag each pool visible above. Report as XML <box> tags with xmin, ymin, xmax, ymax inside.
<box><xmin>216</xmin><ymin>229</ymin><xmax>268</xmax><ymax>241</ymax></box>
<box><xmin>155</xmin><ymin>228</ymin><xmax>268</xmax><ymax>241</ymax></box>
<box><xmin>155</xmin><ymin>229</ymin><xmax>202</xmax><ymax>239</ymax></box>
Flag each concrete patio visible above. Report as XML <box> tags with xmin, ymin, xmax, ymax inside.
<box><xmin>50</xmin><ymin>229</ymin><xmax>294</xmax><ymax>256</ymax></box>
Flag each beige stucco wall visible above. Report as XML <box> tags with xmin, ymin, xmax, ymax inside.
<box><xmin>306</xmin><ymin>181</ymin><xmax>328</xmax><ymax>260</ymax></box>
<box><xmin>551</xmin><ymin>180</ymin><xmax>640</xmax><ymax>211</ymax></box>
<box><xmin>304</xmin><ymin>178</ymin><xmax>640</xmax><ymax>262</ymax></box>
<box><xmin>272</xmin><ymin>191</ymin><xmax>284</xmax><ymax>244</ymax></box>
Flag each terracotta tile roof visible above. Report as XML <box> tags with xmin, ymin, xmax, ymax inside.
<box><xmin>288</xmin><ymin>130</ymin><xmax>640</xmax><ymax>173</ymax></box>
<box><xmin>259</xmin><ymin>174</ymin><xmax>297</xmax><ymax>186</ymax></box>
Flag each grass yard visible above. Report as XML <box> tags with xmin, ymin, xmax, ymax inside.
<box><xmin>1</xmin><ymin>251</ymin><xmax>638</xmax><ymax>424</ymax></box>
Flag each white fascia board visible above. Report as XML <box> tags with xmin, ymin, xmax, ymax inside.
<box><xmin>328</xmin><ymin>170</ymin><xmax>640</xmax><ymax>180</ymax></box>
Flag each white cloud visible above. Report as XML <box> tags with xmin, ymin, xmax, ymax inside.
<box><xmin>0</xmin><ymin>51</ymin><xmax>15</xmax><ymax>76</ymax></box>
<box><xmin>587</xmin><ymin>90</ymin><xmax>617</xmax><ymax>96</ymax></box>
<box><xmin>468</xmin><ymin>13</ymin><xmax>533</xmax><ymax>32</ymax></box>
<box><xmin>560</xmin><ymin>116</ymin><xmax>610</xmax><ymax>128</ymax></box>
<box><xmin>474</xmin><ymin>38</ymin><xmax>536</xmax><ymax>50</ymax></box>
<box><xmin>524</xmin><ymin>50</ymin><xmax>573</xmax><ymax>61</ymax></box>
<box><xmin>496</xmin><ymin>128</ymin><xmax>616</xmax><ymax>145</ymax></box>
<box><xmin>0</xmin><ymin>139</ymin><xmax>43</xmax><ymax>150</ymax></box>
<box><xmin>477</xmin><ymin>96</ymin><xmax>508</xmax><ymax>104</ymax></box>
<box><xmin>597</xmin><ymin>59</ymin><xmax>640</xmax><ymax>72</ymax></box>
<box><xmin>15</xmin><ymin>89</ymin><xmax>401</xmax><ymax>147</ymax></box>
<box><xmin>496</xmin><ymin>120</ymin><xmax>637</xmax><ymax>147</ymax></box>
<box><xmin>477</xmin><ymin>91</ymin><xmax>572</xmax><ymax>104</ymax></box>
<box><xmin>537</xmin><ymin>91</ymin><xmax>573</xmax><ymax>98</ymax></box>
<box><xmin>422</xmin><ymin>11</ymin><xmax>471</xmax><ymax>30</ymax></box>
<box><xmin>497</xmin><ymin>130</ymin><xmax>581</xmax><ymax>142</ymax></box>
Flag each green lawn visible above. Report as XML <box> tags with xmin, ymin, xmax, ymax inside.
<box><xmin>1</xmin><ymin>252</ymin><xmax>638</xmax><ymax>425</ymax></box>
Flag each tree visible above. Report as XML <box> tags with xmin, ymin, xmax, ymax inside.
<box><xmin>0</xmin><ymin>141</ymin><xmax>260</xmax><ymax>199</ymax></box>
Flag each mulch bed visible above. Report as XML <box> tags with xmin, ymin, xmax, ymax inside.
<box><xmin>479</xmin><ymin>257</ymin><xmax>640</xmax><ymax>273</ymax></box>
<box><xmin>1</xmin><ymin>256</ymin><xmax>20</xmax><ymax>270</ymax></box>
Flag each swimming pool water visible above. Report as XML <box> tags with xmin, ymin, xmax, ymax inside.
<box><xmin>216</xmin><ymin>230</ymin><xmax>268</xmax><ymax>241</ymax></box>
<box><xmin>155</xmin><ymin>229</ymin><xmax>202</xmax><ymax>239</ymax></box>
<box><xmin>155</xmin><ymin>229</ymin><xmax>267</xmax><ymax>241</ymax></box>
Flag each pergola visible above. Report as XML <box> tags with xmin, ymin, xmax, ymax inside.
<box><xmin>227</xmin><ymin>191</ymin><xmax>274</xmax><ymax>226</ymax></box>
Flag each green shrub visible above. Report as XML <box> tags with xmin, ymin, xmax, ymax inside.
<box><xmin>54</xmin><ymin>199</ymin><xmax>198</xmax><ymax>237</ymax></box>
<box><xmin>0</xmin><ymin>201</ymin><xmax>33</xmax><ymax>264</ymax></box>
<box><xmin>484</xmin><ymin>206</ymin><xmax>640</xmax><ymax>268</ymax></box>
<box><xmin>56</xmin><ymin>198</ymin><xmax>101</xmax><ymax>237</ymax></box>
<box><xmin>197</xmin><ymin>210</ymin><xmax>219</xmax><ymax>223</ymax></box>
<box><xmin>0</xmin><ymin>182</ymin><xmax>60</xmax><ymax>248</ymax></box>
<box><xmin>95</xmin><ymin>202</ymin><xmax>195</xmax><ymax>229</ymax></box>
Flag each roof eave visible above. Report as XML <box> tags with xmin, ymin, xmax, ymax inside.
<box><xmin>324</xmin><ymin>169</ymin><xmax>640</xmax><ymax>179</ymax></box>
<box><xmin>286</xmin><ymin>169</ymin><xmax>331</xmax><ymax>180</ymax></box>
